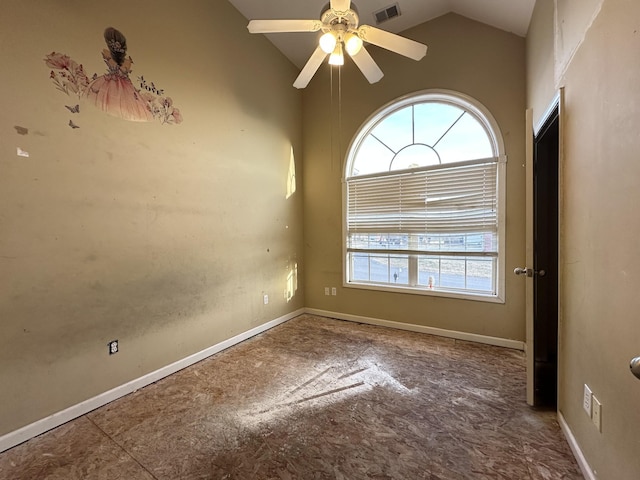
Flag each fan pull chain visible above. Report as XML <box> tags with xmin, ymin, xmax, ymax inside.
<box><xmin>338</xmin><ymin>65</ymin><xmax>342</xmax><ymax>174</ymax></box>
<box><xmin>330</xmin><ymin>66</ymin><xmax>334</xmax><ymax>172</ymax></box>
<box><xmin>329</xmin><ymin>65</ymin><xmax>343</xmax><ymax>173</ymax></box>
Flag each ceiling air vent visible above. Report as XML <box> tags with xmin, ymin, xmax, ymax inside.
<box><xmin>373</xmin><ymin>3</ymin><xmax>401</xmax><ymax>25</ymax></box>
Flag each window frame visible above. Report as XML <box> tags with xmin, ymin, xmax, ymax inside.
<box><xmin>342</xmin><ymin>89</ymin><xmax>507</xmax><ymax>303</ymax></box>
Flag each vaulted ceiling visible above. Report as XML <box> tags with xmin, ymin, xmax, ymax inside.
<box><xmin>228</xmin><ymin>0</ymin><xmax>536</xmax><ymax>68</ymax></box>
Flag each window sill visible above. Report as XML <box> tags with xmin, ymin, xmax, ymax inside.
<box><xmin>344</xmin><ymin>281</ymin><xmax>505</xmax><ymax>304</ymax></box>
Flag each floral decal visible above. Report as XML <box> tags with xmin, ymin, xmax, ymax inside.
<box><xmin>45</xmin><ymin>53</ymin><xmax>90</xmax><ymax>97</ymax></box>
<box><xmin>44</xmin><ymin>27</ymin><xmax>182</xmax><ymax>127</ymax></box>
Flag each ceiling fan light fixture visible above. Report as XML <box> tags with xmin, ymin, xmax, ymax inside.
<box><xmin>344</xmin><ymin>32</ymin><xmax>363</xmax><ymax>56</ymax></box>
<box><xmin>319</xmin><ymin>32</ymin><xmax>337</xmax><ymax>54</ymax></box>
<box><xmin>247</xmin><ymin>0</ymin><xmax>427</xmax><ymax>88</ymax></box>
<box><xmin>328</xmin><ymin>42</ymin><xmax>344</xmax><ymax>66</ymax></box>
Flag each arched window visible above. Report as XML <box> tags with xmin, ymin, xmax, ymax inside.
<box><xmin>343</xmin><ymin>90</ymin><xmax>506</xmax><ymax>302</ymax></box>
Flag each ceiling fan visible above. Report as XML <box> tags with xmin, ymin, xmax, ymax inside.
<box><xmin>247</xmin><ymin>0</ymin><xmax>428</xmax><ymax>89</ymax></box>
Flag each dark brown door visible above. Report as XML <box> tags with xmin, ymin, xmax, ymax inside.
<box><xmin>532</xmin><ymin>107</ymin><xmax>559</xmax><ymax>407</ymax></box>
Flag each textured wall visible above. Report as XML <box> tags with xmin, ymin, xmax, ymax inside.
<box><xmin>527</xmin><ymin>0</ymin><xmax>640</xmax><ymax>477</ymax></box>
<box><xmin>559</xmin><ymin>1</ymin><xmax>640</xmax><ymax>478</ymax></box>
<box><xmin>302</xmin><ymin>13</ymin><xmax>527</xmax><ymax>341</ymax></box>
<box><xmin>555</xmin><ymin>0</ymin><xmax>604</xmax><ymax>83</ymax></box>
<box><xmin>526</xmin><ymin>0</ymin><xmax>556</xmax><ymax>128</ymax></box>
<box><xmin>0</xmin><ymin>0</ymin><xmax>304</xmax><ymax>435</ymax></box>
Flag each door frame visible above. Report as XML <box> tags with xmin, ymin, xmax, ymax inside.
<box><xmin>525</xmin><ymin>89</ymin><xmax>564</xmax><ymax>406</ymax></box>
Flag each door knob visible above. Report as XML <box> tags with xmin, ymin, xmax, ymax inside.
<box><xmin>631</xmin><ymin>357</ymin><xmax>640</xmax><ymax>380</ymax></box>
<box><xmin>514</xmin><ymin>267</ymin><xmax>532</xmax><ymax>277</ymax></box>
<box><xmin>513</xmin><ymin>267</ymin><xmax>546</xmax><ymax>277</ymax></box>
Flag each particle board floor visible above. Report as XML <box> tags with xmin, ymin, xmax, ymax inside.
<box><xmin>0</xmin><ymin>314</ymin><xmax>583</xmax><ymax>479</ymax></box>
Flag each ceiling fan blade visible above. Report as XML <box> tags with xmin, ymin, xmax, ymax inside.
<box><xmin>293</xmin><ymin>46</ymin><xmax>327</xmax><ymax>89</ymax></box>
<box><xmin>247</xmin><ymin>19</ymin><xmax>322</xmax><ymax>34</ymax></box>
<box><xmin>357</xmin><ymin>25</ymin><xmax>427</xmax><ymax>61</ymax></box>
<box><xmin>349</xmin><ymin>47</ymin><xmax>384</xmax><ymax>84</ymax></box>
<box><xmin>330</xmin><ymin>0</ymin><xmax>351</xmax><ymax>12</ymax></box>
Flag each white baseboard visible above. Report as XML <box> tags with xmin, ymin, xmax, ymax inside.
<box><xmin>305</xmin><ymin>308</ymin><xmax>525</xmax><ymax>351</ymax></box>
<box><xmin>0</xmin><ymin>308</ymin><xmax>304</xmax><ymax>454</ymax></box>
<box><xmin>558</xmin><ymin>411</ymin><xmax>595</xmax><ymax>480</ymax></box>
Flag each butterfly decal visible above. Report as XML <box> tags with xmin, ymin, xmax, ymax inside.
<box><xmin>69</xmin><ymin>120</ymin><xmax>80</xmax><ymax>129</ymax></box>
<box><xmin>65</xmin><ymin>104</ymin><xmax>80</xmax><ymax>114</ymax></box>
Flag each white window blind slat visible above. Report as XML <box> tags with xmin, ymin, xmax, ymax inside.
<box><xmin>347</xmin><ymin>160</ymin><xmax>497</xmax><ymax>236</ymax></box>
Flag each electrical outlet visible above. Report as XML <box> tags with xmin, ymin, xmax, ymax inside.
<box><xmin>108</xmin><ymin>340</ymin><xmax>119</xmax><ymax>355</ymax></box>
<box><xmin>263</xmin><ymin>294</ymin><xmax>269</xmax><ymax>305</ymax></box>
<box><xmin>583</xmin><ymin>384</ymin><xmax>592</xmax><ymax>416</ymax></box>
<box><xmin>331</xmin><ymin>287</ymin><xmax>337</xmax><ymax>296</ymax></box>
<box><xmin>592</xmin><ymin>396</ymin><xmax>602</xmax><ymax>432</ymax></box>
<box><xmin>324</xmin><ymin>287</ymin><xmax>330</xmax><ymax>296</ymax></box>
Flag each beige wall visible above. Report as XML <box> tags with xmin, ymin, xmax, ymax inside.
<box><xmin>560</xmin><ymin>0</ymin><xmax>640</xmax><ymax>477</ymax></box>
<box><xmin>555</xmin><ymin>0</ymin><xmax>604</xmax><ymax>84</ymax></box>
<box><xmin>527</xmin><ymin>0</ymin><xmax>640</xmax><ymax>478</ymax></box>
<box><xmin>526</xmin><ymin>0</ymin><xmax>556</xmax><ymax>128</ymax></box>
<box><xmin>303</xmin><ymin>13</ymin><xmax>527</xmax><ymax>341</ymax></box>
<box><xmin>0</xmin><ymin>0</ymin><xmax>304</xmax><ymax>436</ymax></box>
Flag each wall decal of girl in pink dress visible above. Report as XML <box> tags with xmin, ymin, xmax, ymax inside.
<box><xmin>45</xmin><ymin>27</ymin><xmax>182</xmax><ymax>126</ymax></box>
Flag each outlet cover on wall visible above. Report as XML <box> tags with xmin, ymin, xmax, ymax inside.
<box><xmin>592</xmin><ymin>396</ymin><xmax>602</xmax><ymax>432</ymax></box>
<box><xmin>108</xmin><ymin>340</ymin><xmax>119</xmax><ymax>355</ymax></box>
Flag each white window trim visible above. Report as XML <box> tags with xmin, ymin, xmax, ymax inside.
<box><xmin>342</xmin><ymin>89</ymin><xmax>507</xmax><ymax>303</ymax></box>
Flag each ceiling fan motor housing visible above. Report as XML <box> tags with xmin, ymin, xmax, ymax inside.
<box><xmin>321</xmin><ymin>5</ymin><xmax>360</xmax><ymax>34</ymax></box>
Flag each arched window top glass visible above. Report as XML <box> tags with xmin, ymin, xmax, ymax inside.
<box><xmin>347</xmin><ymin>91</ymin><xmax>501</xmax><ymax>178</ymax></box>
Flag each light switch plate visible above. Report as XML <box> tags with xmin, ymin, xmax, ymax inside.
<box><xmin>583</xmin><ymin>384</ymin><xmax>592</xmax><ymax>416</ymax></box>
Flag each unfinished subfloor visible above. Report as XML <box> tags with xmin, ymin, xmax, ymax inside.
<box><xmin>0</xmin><ymin>314</ymin><xmax>582</xmax><ymax>479</ymax></box>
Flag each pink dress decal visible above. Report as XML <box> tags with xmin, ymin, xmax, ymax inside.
<box><xmin>45</xmin><ymin>27</ymin><xmax>182</xmax><ymax>126</ymax></box>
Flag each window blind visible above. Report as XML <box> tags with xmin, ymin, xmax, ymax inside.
<box><xmin>347</xmin><ymin>159</ymin><xmax>498</xmax><ymax>237</ymax></box>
